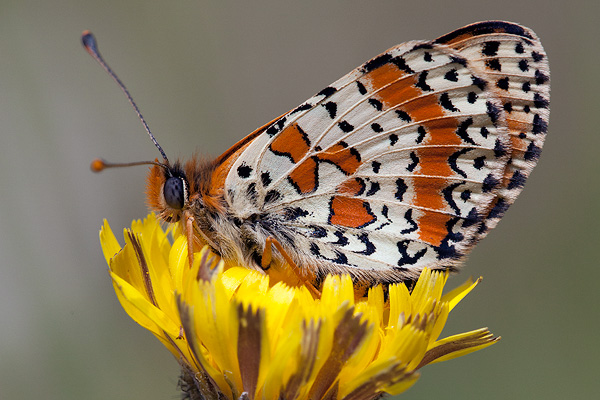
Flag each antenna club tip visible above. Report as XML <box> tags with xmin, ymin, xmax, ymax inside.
<box><xmin>81</xmin><ymin>30</ymin><xmax>97</xmax><ymax>52</ymax></box>
<box><xmin>90</xmin><ymin>158</ymin><xmax>106</xmax><ymax>172</ymax></box>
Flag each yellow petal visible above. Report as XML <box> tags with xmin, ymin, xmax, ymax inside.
<box><xmin>424</xmin><ymin>328</ymin><xmax>499</xmax><ymax>365</ymax></box>
<box><xmin>442</xmin><ymin>276</ymin><xmax>481</xmax><ymax>311</ymax></box>
<box><xmin>388</xmin><ymin>282</ymin><xmax>411</xmax><ymax>329</ymax></box>
<box><xmin>110</xmin><ymin>272</ymin><xmax>180</xmax><ymax>338</ymax></box>
<box><xmin>99</xmin><ymin>219</ymin><xmax>121</xmax><ymax>265</ymax></box>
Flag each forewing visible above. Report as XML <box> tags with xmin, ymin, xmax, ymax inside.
<box><xmin>224</xmin><ymin>23</ymin><xmax>544</xmax><ymax>283</ymax></box>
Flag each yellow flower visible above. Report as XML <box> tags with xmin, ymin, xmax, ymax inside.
<box><xmin>100</xmin><ymin>213</ymin><xmax>499</xmax><ymax>399</ymax></box>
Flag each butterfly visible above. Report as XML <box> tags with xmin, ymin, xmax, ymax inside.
<box><xmin>84</xmin><ymin>21</ymin><xmax>550</xmax><ymax>290</ymax></box>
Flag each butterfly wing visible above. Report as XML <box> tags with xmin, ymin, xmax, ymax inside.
<box><xmin>223</xmin><ymin>21</ymin><xmax>548</xmax><ymax>284</ymax></box>
<box><xmin>434</xmin><ymin>21</ymin><xmax>550</xmax><ymax>239</ymax></box>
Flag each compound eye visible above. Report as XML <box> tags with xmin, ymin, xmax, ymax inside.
<box><xmin>163</xmin><ymin>177</ymin><xmax>186</xmax><ymax>210</ymax></box>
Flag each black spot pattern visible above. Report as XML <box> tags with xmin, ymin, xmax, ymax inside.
<box><xmin>406</xmin><ymin>152</ymin><xmax>419</xmax><ymax>172</ymax></box>
<box><xmin>450</xmin><ymin>55</ymin><xmax>467</xmax><ymax>66</ymax></box>
<box><xmin>535</xmin><ymin>70</ymin><xmax>549</xmax><ymax>85</ymax></box>
<box><xmin>467</xmin><ymin>91</ymin><xmax>477</xmax><ymax>104</ymax></box>
<box><xmin>318</xmin><ymin>86</ymin><xmax>337</xmax><ymax>97</ymax></box>
<box><xmin>518</xmin><ymin>59</ymin><xmax>529</xmax><ymax>72</ymax></box>
<box><xmin>461</xmin><ymin>189</ymin><xmax>472</xmax><ymax>201</ymax></box>
<box><xmin>355</xmin><ymin>233</ymin><xmax>376</xmax><ymax>255</ymax></box>
<box><xmin>371</xmin><ymin>161</ymin><xmax>381</xmax><ymax>173</ymax></box>
<box><xmin>366</xmin><ymin>181</ymin><xmax>380</xmax><ymax>196</ymax></box>
<box><xmin>324</xmin><ymin>102</ymin><xmax>337</xmax><ymax>118</ymax></box>
<box><xmin>456</xmin><ymin>118</ymin><xmax>476</xmax><ymax>144</ymax></box>
<box><xmin>400</xmin><ymin>209</ymin><xmax>418</xmax><ymax>234</ymax></box>
<box><xmin>482</xmin><ymin>41</ymin><xmax>500</xmax><ymax>56</ymax></box>
<box><xmin>291</xmin><ymin>103</ymin><xmax>312</xmax><ymax>114</ymax></box>
<box><xmin>532</xmin><ymin>114</ymin><xmax>548</xmax><ymax>134</ymax></box>
<box><xmin>496</xmin><ymin>77</ymin><xmax>509</xmax><ymax>90</ymax></box>
<box><xmin>486</xmin><ymin>101</ymin><xmax>501</xmax><ymax>123</ymax></box>
<box><xmin>310</xmin><ymin>243</ymin><xmax>321</xmax><ymax>257</ymax></box>
<box><xmin>363</xmin><ymin>53</ymin><xmax>393</xmax><ymax>72</ymax></box>
<box><xmin>397</xmin><ymin>240</ymin><xmax>427</xmax><ymax>266</ymax></box>
<box><xmin>415</xmin><ymin>71</ymin><xmax>433</xmax><ymax>91</ymax></box>
<box><xmin>449</xmin><ymin>148</ymin><xmax>471</xmax><ymax>178</ymax></box>
<box><xmin>416</xmin><ymin>126</ymin><xmax>426</xmax><ymax>143</ymax></box>
<box><xmin>442</xmin><ymin>182</ymin><xmax>464</xmax><ymax>215</ymax></box>
<box><xmin>507</xmin><ymin>170</ymin><xmax>526</xmax><ymax>189</ymax></box>
<box><xmin>356</xmin><ymin>80</ymin><xmax>367</xmax><ymax>95</ymax></box>
<box><xmin>395</xmin><ymin>178</ymin><xmax>407</xmax><ymax>201</ymax></box>
<box><xmin>473</xmin><ymin>156</ymin><xmax>485</xmax><ymax>170</ymax></box>
<box><xmin>332</xmin><ymin>231</ymin><xmax>349</xmax><ymax>246</ymax></box>
<box><xmin>534</xmin><ymin>93</ymin><xmax>549</xmax><ymax>109</ymax></box>
<box><xmin>515</xmin><ymin>42</ymin><xmax>524</xmax><ymax>53</ymax></box>
<box><xmin>435</xmin><ymin>220</ymin><xmax>462</xmax><ymax>260</ymax></box>
<box><xmin>381</xmin><ymin>205</ymin><xmax>389</xmax><ymax>218</ymax></box>
<box><xmin>524</xmin><ymin>142</ymin><xmax>542</xmax><ymax>161</ymax></box>
<box><xmin>462</xmin><ymin>208</ymin><xmax>480</xmax><ymax>228</ymax></box>
<box><xmin>395</xmin><ymin>110</ymin><xmax>412</xmax><ymax>122</ymax></box>
<box><xmin>532</xmin><ymin>51</ymin><xmax>544</xmax><ymax>62</ymax></box>
<box><xmin>368</xmin><ymin>98</ymin><xmax>383</xmax><ymax>111</ymax></box>
<box><xmin>338</xmin><ymin>121</ymin><xmax>354</xmax><ymax>132</ymax></box>
<box><xmin>472</xmin><ymin>75</ymin><xmax>487</xmax><ymax>90</ymax></box>
<box><xmin>440</xmin><ymin>93</ymin><xmax>459</xmax><ymax>111</ymax></box>
<box><xmin>265</xmin><ymin>117</ymin><xmax>286</xmax><ymax>137</ymax></box>
<box><xmin>488</xmin><ymin>198</ymin><xmax>509</xmax><ymax>219</ymax></box>
<box><xmin>371</xmin><ymin>123</ymin><xmax>383</xmax><ymax>132</ymax></box>
<box><xmin>444</xmin><ymin>69</ymin><xmax>458</xmax><ymax>82</ymax></box>
<box><xmin>482</xmin><ymin>174</ymin><xmax>499</xmax><ymax>193</ymax></box>
<box><xmin>486</xmin><ymin>58</ymin><xmax>502</xmax><ymax>71</ymax></box>
<box><xmin>391</xmin><ymin>56</ymin><xmax>414</xmax><ymax>73</ymax></box>
<box><xmin>261</xmin><ymin>171</ymin><xmax>271</xmax><ymax>187</ymax></box>
<box><xmin>237</xmin><ymin>164</ymin><xmax>252</xmax><ymax>178</ymax></box>
<box><xmin>494</xmin><ymin>139</ymin><xmax>507</xmax><ymax>158</ymax></box>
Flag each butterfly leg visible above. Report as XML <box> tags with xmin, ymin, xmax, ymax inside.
<box><xmin>263</xmin><ymin>236</ymin><xmax>321</xmax><ymax>297</ymax></box>
<box><xmin>185</xmin><ymin>212</ymin><xmax>195</xmax><ymax>268</ymax></box>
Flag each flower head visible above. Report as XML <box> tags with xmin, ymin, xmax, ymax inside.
<box><xmin>100</xmin><ymin>213</ymin><xmax>498</xmax><ymax>399</ymax></box>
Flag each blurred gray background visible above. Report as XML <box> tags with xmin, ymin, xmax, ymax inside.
<box><xmin>1</xmin><ymin>1</ymin><xmax>598</xmax><ymax>399</ymax></box>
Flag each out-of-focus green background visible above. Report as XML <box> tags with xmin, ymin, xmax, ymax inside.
<box><xmin>1</xmin><ymin>1</ymin><xmax>598</xmax><ymax>399</ymax></box>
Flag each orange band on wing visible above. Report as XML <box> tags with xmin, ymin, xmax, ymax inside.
<box><xmin>336</xmin><ymin>178</ymin><xmax>365</xmax><ymax>196</ymax></box>
<box><xmin>364</xmin><ymin>64</ymin><xmax>419</xmax><ymax>109</ymax></box>
<box><xmin>364</xmin><ymin>61</ymin><xmax>461</xmax><ymax>247</ymax></box>
<box><xmin>415</xmin><ymin>209</ymin><xmax>452</xmax><ymax>247</ymax></box>
<box><xmin>329</xmin><ymin>196</ymin><xmax>375</xmax><ymax>228</ymax></box>
<box><xmin>288</xmin><ymin>157</ymin><xmax>318</xmax><ymax>194</ymax></box>
<box><xmin>317</xmin><ymin>143</ymin><xmax>361</xmax><ymax>175</ymax></box>
<box><xmin>269</xmin><ymin>123</ymin><xmax>311</xmax><ymax>163</ymax></box>
<box><xmin>287</xmin><ymin>141</ymin><xmax>362</xmax><ymax>194</ymax></box>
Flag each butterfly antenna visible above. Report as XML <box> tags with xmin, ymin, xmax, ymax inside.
<box><xmin>81</xmin><ymin>30</ymin><xmax>169</xmax><ymax>164</ymax></box>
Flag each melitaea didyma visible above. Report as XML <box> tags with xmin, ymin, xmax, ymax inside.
<box><xmin>84</xmin><ymin>21</ymin><xmax>550</xmax><ymax>289</ymax></box>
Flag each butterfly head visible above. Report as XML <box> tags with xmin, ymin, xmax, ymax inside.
<box><xmin>146</xmin><ymin>161</ymin><xmax>190</xmax><ymax>223</ymax></box>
